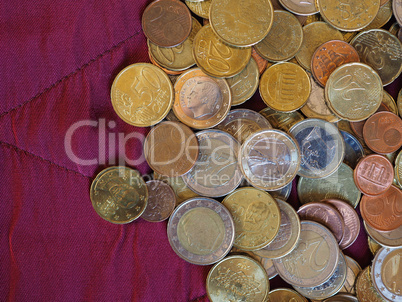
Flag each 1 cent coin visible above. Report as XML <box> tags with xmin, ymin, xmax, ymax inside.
<box><xmin>141</xmin><ymin>180</ymin><xmax>176</xmax><ymax>222</ymax></box>
<box><xmin>354</xmin><ymin>154</ymin><xmax>394</xmax><ymax>196</ymax></box>
<box><xmin>142</xmin><ymin>0</ymin><xmax>192</xmax><ymax>48</ymax></box>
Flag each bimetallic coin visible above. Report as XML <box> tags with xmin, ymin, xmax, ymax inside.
<box><xmin>154</xmin><ymin>172</ymin><xmax>199</xmax><ymax>205</ymax></box>
<box><xmin>260</xmin><ymin>62</ymin><xmax>311</xmax><ymax>112</ymax></box>
<box><xmin>354</xmin><ymin>154</ymin><xmax>394</xmax><ymax>196</ymax></box>
<box><xmin>300</xmin><ymin>74</ymin><xmax>339</xmax><ymax>123</ymax></box>
<box><xmin>295</xmin><ymin>22</ymin><xmax>343</xmax><ymax>72</ymax></box>
<box><xmin>142</xmin><ymin>0</ymin><xmax>192</xmax><ymax>48</ymax></box>
<box><xmin>289</xmin><ymin>118</ymin><xmax>345</xmax><ymax>179</ymax></box>
<box><xmin>254</xmin><ymin>199</ymin><xmax>301</xmax><ymax>259</ymax></box>
<box><xmin>364</xmin><ymin>1</ymin><xmax>393</xmax><ymax>31</ymax></box>
<box><xmin>183</xmin><ymin>130</ymin><xmax>242</xmax><ymax>197</ymax></box>
<box><xmin>324</xmin><ymin>293</ymin><xmax>359</xmax><ymax>301</ymax></box>
<box><xmin>147</xmin><ymin>17</ymin><xmax>201</xmax><ymax>71</ymax></box>
<box><xmin>273</xmin><ymin>221</ymin><xmax>340</xmax><ymax>288</ymax></box>
<box><xmin>325</xmin><ymin>63</ymin><xmax>383</xmax><ymax>121</ymax></box>
<box><xmin>193</xmin><ymin>24</ymin><xmax>252</xmax><ymax>78</ymax></box>
<box><xmin>260</xmin><ymin>107</ymin><xmax>304</xmax><ymax>132</ymax></box>
<box><xmin>297</xmin><ymin>202</ymin><xmax>345</xmax><ymax>244</ymax></box>
<box><xmin>141</xmin><ymin>180</ymin><xmax>176</xmax><ymax>222</ymax></box>
<box><xmin>323</xmin><ymin>199</ymin><xmax>360</xmax><ymax>250</ymax></box>
<box><xmin>209</xmin><ymin>0</ymin><xmax>274</xmax><ymax>47</ymax></box>
<box><xmin>311</xmin><ymin>40</ymin><xmax>360</xmax><ymax>87</ymax></box>
<box><xmin>144</xmin><ymin>121</ymin><xmax>199</xmax><ymax>177</ymax></box>
<box><xmin>226</xmin><ymin>58</ymin><xmax>260</xmax><ymax>106</ymax></box>
<box><xmin>360</xmin><ymin>185</ymin><xmax>402</xmax><ymax>232</ymax></box>
<box><xmin>293</xmin><ymin>252</ymin><xmax>347</xmax><ymax>300</ymax></box>
<box><xmin>351</xmin><ymin>29</ymin><xmax>402</xmax><ymax>86</ymax></box>
<box><xmin>339</xmin><ymin>256</ymin><xmax>362</xmax><ymax>295</ymax></box>
<box><xmin>216</xmin><ymin>109</ymin><xmax>272</xmax><ymax>144</ymax></box>
<box><xmin>207</xmin><ymin>255</ymin><xmax>270</xmax><ymax>302</ymax></box>
<box><xmin>278</xmin><ymin>0</ymin><xmax>318</xmax><ymax>15</ymax></box>
<box><xmin>267</xmin><ymin>288</ymin><xmax>307</xmax><ymax>302</ymax></box>
<box><xmin>239</xmin><ymin>129</ymin><xmax>300</xmax><ymax>190</ymax></box>
<box><xmin>254</xmin><ymin>10</ymin><xmax>303</xmax><ymax>62</ymax></box>
<box><xmin>340</xmin><ymin>130</ymin><xmax>364</xmax><ymax>169</ymax></box>
<box><xmin>317</xmin><ymin>0</ymin><xmax>380</xmax><ymax>32</ymax></box>
<box><xmin>90</xmin><ymin>167</ymin><xmax>148</xmax><ymax>224</ymax></box>
<box><xmin>395</xmin><ymin>0</ymin><xmax>402</xmax><ymax>27</ymax></box>
<box><xmin>298</xmin><ymin>163</ymin><xmax>361</xmax><ymax>208</ymax></box>
<box><xmin>167</xmin><ymin>197</ymin><xmax>234</xmax><ymax>265</ymax></box>
<box><xmin>185</xmin><ymin>0</ymin><xmax>211</xmax><ymax>19</ymax></box>
<box><xmin>372</xmin><ymin>247</ymin><xmax>402</xmax><ymax>301</ymax></box>
<box><xmin>110</xmin><ymin>63</ymin><xmax>174</xmax><ymax>127</ymax></box>
<box><xmin>222</xmin><ymin>187</ymin><xmax>281</xmax><ymax>251</ymax></box>
<box><xmin>363</xmin><ymin>111</ymin><xmax>402</xmax><ymax>154</ymax></box>
<box><xmin>173</xmin><ymin>68</ymin><xmax>231</xmax><ymax>129</ymax></box>
<box><xmin>365</xmin><ymin>222</ymin><xmax>402</xmax><ymax>248</ymax></box>
<box><xmin>356</xmin><ymin>266</ymin><xmax>387</xmax><ymax>302</ymax></box>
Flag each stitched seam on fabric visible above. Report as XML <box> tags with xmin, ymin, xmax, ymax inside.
<box><xmin>0</xmin><ymin>29</ymin><xmax>143</xmax><ymax>118</ymax></box>
<box><xmin>0</xmin><ymin>141</ymin><xmax>91</xmax><ymax>179</ymax></box>
<box><xmin>190</xmin><ymin>293</ymin><xmax>208</xmax><ymax>302</ymax></box>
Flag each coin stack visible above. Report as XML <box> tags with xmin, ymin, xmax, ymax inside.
<box><xmin>89</xmin><ymin>0</ymin><xmax>402</xmax><ymax>300</ymax></box>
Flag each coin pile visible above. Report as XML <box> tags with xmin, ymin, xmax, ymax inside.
<box><xmin>89</xmin><ymin>0</ymin><xmax>402</xmax><ymax>300</ymax></box>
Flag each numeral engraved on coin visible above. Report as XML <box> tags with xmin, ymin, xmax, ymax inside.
<box><xmin>337</xmin><ymin>0</ymin><xmax>367</xmax><ymax>21</ymax></box>
<box><xmin>333</xmin><ymin>74</ymin><xmax>365</xmax><ymax>101</ymax></box>
<box><xmin>155</xmin><ymin>43</ymin><xmax>184</xmax><ymax>65</ymax></box>
<box><xmin>306</xmin><ymin>237</ymin><xmax>328</xmax><ymax>272</ymax></box>
<box><xmin>206</xmin><ymin>41</ymin><xmax>232</xmax><ymax>72</ymax></box>
<box><xmin>353</xmin><ymin>43</ymin><xmax>385</xmax><ymax>70</ymax></box>
<box><xmin>148</xmin><ymin>5</ymin><xmax>185</xmax><ymax>38</ymax></box>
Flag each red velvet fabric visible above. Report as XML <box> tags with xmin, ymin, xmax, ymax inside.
<box><xmin>1</xmin><ymin>0</ymin><xmax>401</xmax><ymax>301</ymax></box>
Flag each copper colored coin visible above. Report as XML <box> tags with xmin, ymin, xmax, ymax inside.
<box><xmin>252</xmin><ymin>48</ymin><xmax>268</xmax><ymax>76</ymax></box>
<box><xmin>142</xmin><ymin>0</ymin><xmax>192</xmax><ymax>47</ymax></box>
<box><xmin>360</xmin><ymin>185</ymin><xmax>402</xmax><ymax>232</ymax></box>
<box><xmin>350</xmin><ymin>102</ymin><xmax>390</xmax><ymax>139</ymax></box>
<box><xmin>323</xmin><ymin>199</ymin><xmax>360</xmax><ymax>250</ymax></box>
<box><xmin>363</xmin><ymin>111</ymin><xmax>402</xmax><ymax>154</ymax></box>
<box><xmin>311</xmin><ymin>40</ymin><xmax>360</xmax><ymax>87</ymax></box>
<box><xmin>354</xmin><ymin>154</ymin><xmax>394</xmax><ymax>196</ymax></box>
<box><xmin>297</xmin><ymin>202</ymin><xmax>345</xmax><ymax>244</ymax></box>
<box><xmin>142</xmin><ymin>180</ymin><xmax>176</xmax><ymax>222</ymax></box>
<box><xmin>143</xmin><ymin>121</ymin><xmax>199</xmax><ymax>177</ymax></box>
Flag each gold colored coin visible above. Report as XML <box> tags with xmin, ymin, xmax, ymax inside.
<box><xmin>363</xmin><ymin>1</ymin><xmax>392</xmax><ymax>30</ymax></box>
<box><xmin>399</xmin><ymin>88</ymin><xmax>402</xmax><ymax>118</ymax></box>
<box><xmin>325</xmin><ymin>62</ymin><xmax>383</xmax><ymax>121</ymax></box>
<box><xmin>254</xmin><ymin>10</ymin><xmax>303</xmax><ymax>62</ymax></box>
<box><xmin>209</xmin><ymin>0</ymin><xmax>274</xmax><ymax>47</ymax></box>
<box><xmin>301</xmin><ymin>74</ymin><xmax>339</xmax><ymax>122</ymax></box>
<box><xmin>90</xmin><ymin>166</ymin><xmax>148</xmax><ymax>224</ymax></box>
<box><xmin>154</xmin><ymin>172</ymin><xmax>199</xmax><ymax>205</ymax></box>
<box><xmin>259</xmin><ymin>107</ymin><xmax>304</xmax><ymax>132</ymax></box>
<box><xmin>267</xmin><ymin>288</ymin><xmax>307</xmax><ymax>302</ymax></box>
<box><xmin>147</xmin><ymin>17</ymin><xmax>202</xmax><ymax>71</ymax></box>
<box><xmin>383</xmin><ymin>90</ymin><xmax>399</xmax><ymax>115</ymax></box>
<box><xmin>259</xmin><ymin>62</ymin><xmax>311</xmax><ymax>112</ymax></box>
<box><xmin>193</xmin><ymin>24</ymin><xmax>252</xmax><ymax>78</ymax></box>
<box><xmin>340</xmin><ymin>256</ymin><xmax>362</xmax><ymax>295</ymax></box>
<box><xmin>207</xmin><ymin>255</ymin><xmax>270</xmax><ymax>302</ymax></box>
<box><xmin>222</xmin><ymin>187</ymin><xmax>281</xmax><ymax>251</ymax></box>
<box><xmin>110</xmin><ymin>63</ymin><xmax>173</xmax><ymax>127</ymax></box>
<box><xmin>396</xmin><ymin>150</ymin><xmax>402</xmax><ymax>187</ymax></box>
<box><xmin>295</xmin><ymin>22</ymin><xmax>343</xmax><ymax>71</ymax></box>
<box><xmin>368</xmin><ymin>236</ymin><xmax>383</xmax><ymax>255</ymax></box>
<box><xmin>173</xmin><ymin>68</ymin><xmax>231</xmax><ymax>129</ymax></box>
<box><xmin>185</xmin><ymin>0</ymin><xmax>211</xmax><ymax>19</ymax></box>
<box><xmin>390</xmin><ymin>22</ymin><xmax>401</xmax><ymax>36</ymax></box>
<box><xmin>226</xmin><ymin>58</ymin><xmax>259</xmax><ymax>106</ymax></box>
<box><xmin>355</xmin><ymin>266</ymin><xmax>387</xmax><ymax>302</ymax></box>
<box><xmin>317</xmin><ymin>0</ymin><xmax>380</xmax><ymax>32</ymax></box>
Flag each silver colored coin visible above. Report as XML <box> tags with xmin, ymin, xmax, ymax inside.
<box><xmin>239</xmin><ymin>129</ymin><xmax>300</xmax><ymax>191</ymax></box>
<box><xmin>183</xmin><ymin>130</ymin><xmax>243</xmax><ymax>197</ymax></box>
<box><xmin>364</xmin><ymin>222</ymin><xmax>402</xmax><ymax>248</ymax></box>
<box><xmin>273</xmin><ymin>221</ymin><xmax>340</xmax><ymax>288</ymax></box>
<box><xmin>216</xmin><ymin>109</ymin><xmax>272</xmax><ymax>144</ymax></box>
<box><xmin>351</xmin><ymin>29</ymin><xmax>402</xmax><ymax>86</ymax></box>
<box><xmin>393</xmin><ymin>0</ymin><xmax>402</xmax><ymax>27</ymax></box>
<box><xmin>253</xmin><ymin>199</ymin><xmax>301</xmax><ymax>259</ymax></box>
<box><xmin>167</xmin><ymin>197</ymin><xmax>235</xmax><ymax>265</ymax></box>
<box><xmin>278</xmin><ymin>0</ymin><xmax>318</xmax><ymax>15</ymax></box>
<box><xmin>268</xmin><ymin>181</ymin><xmax>292</xmax><ymax>201</ymax></box>
<box><xmin>297</xmin><ymin>163</ymin><xmax>361</xmax><ymax>208</ymax></box>
<box><xmin>340</xmin><ymin>130</ymin><xmax>364</xmax><ymax>169</ymax></box>
<box><xmin>289</xmin><ymin>118</ymin><xmax>345</xmax><ymax>179</ymax></box>
<box><xmin>371</xmin><ymin>247</ymin><xmax>402</xmax><ymax>302</ymax></box>
<box><xmin>293</xmin><ymin>252</ymin><xmax>347</xmax><ymax>300</ymax></box>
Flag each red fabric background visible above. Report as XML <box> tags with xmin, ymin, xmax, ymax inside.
<box><xmin>1</xmin><ymin>0</ymin><xmax>400</xmax><ymax>301</ymax></box>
